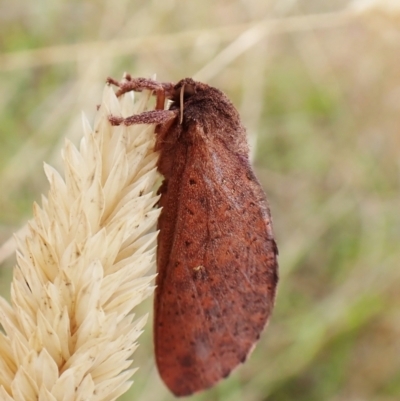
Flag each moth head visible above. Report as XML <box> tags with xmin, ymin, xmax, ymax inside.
<box><xmin>172</xmin><ymin>78</ymin><xmax>197</xmax><ymax>103</ymax></box>
<box><xmin>168</xmin><ymin>79</ymin><xmax>213</xmax><ymax>124</ymax></box>
<box><xmin>169</xmin><ymin>78</ymin><xmax>197</xmax><ymax>123</ymax></box>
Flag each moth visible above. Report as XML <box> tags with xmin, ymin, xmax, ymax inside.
<box><xmin>108</xmin><ymin>75</ymin><xmax>279</xmax><ymax>397</ymax></box>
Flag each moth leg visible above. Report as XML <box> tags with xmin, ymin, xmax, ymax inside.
<box><xmin>107</xmin><ymin>75</ymin><xmax>175</xmax><ymax>109</ymax></box>
<box><xmin>107</xmin><ymin>76</ymin><xmax>165</xmax><ymax>96</ymax></box>
<box><xmin>109</xmin><ymin>109</ymin><xmax>178</xmax><ymax>126</ymax></box>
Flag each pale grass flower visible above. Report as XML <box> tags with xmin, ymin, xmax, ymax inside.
<box><xmin>0</xmin><ymin>81</ymin><xmax>161</xmax><ymax>401</ymax></box>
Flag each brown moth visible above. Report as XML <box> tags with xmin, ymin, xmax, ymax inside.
<box><xmin>107</xmin><ymin>75</ymin><xmax>279</xmax><ymax>397</ymax></box>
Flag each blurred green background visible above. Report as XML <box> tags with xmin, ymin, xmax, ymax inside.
<box><xmin>1</xmin><ymin>1</ymin><xmax>399</xmax><ymax>400</ymax></box>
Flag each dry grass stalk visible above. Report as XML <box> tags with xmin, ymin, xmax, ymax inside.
<box><xmin>0</xmin><ymin>81</ymin><xmax>160</xmax><ymax>401</ymax></box>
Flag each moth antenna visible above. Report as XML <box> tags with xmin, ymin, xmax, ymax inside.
<box><xmin>179</xmin><ymin>84</ymin><xmax>185</xmax><ymax>124</ymax></box>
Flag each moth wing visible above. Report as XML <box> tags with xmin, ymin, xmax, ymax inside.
<box><xmin>154</xmin><ymin>129</ymin><xmax>278</xmax><ymax>396</ymax></box>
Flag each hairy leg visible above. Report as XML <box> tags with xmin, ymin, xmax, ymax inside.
<box><xmin>109</xmin><ymin>109</ymin><xmax>178</xmax><ymax>126</ymax></box>
<box><xmin>107</xmin><ymin>75</ymin><xmax>175</xmax><ymax>110</ymax></box>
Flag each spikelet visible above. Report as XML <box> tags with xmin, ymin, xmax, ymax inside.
<box><xmin>0</xmin><ymin>79</ymin><xmax>160</xmax><ymax>401</ymax></box>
